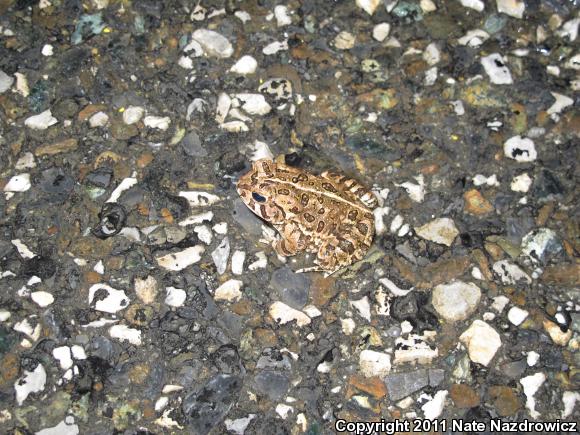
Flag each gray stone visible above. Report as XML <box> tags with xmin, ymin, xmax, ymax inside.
<box><xmin>432</xmin><ymin>281</ymin><xmax>481</xmax><ymax>322</ymax></box>
<box><xmin>384</xmin><ymin>369</ymin><xmax>429</xmax><ymax>401</ymax></box>
<box><xmin>428</xmin><ymin>369</ymin><xmax>445</xmax><ymax>387</ymax></box>
<box><xmin>182</xmin><ymin>131</ymin><xmax>207</xmax><ymax>157</ymax></box>
<box><xmin>253</xmin><ymin>370</ymin><xmax>290</xmax><ymax>401</ymax></box>
<box><xmin>270</xmin><ymin>267</ymin><xmax>310</xmax><ymax>310</ymax></box>
<box><xmin>0</xmin><ymin>69</ymin><xmax>14</xmax><ymax>94</ymax></box>
<box><xmin>232</xmin><ymin>199</ymin><xmax>263</xmax><ymax>236</ymax></box>
<box><xmin>499</xmin><ymin>359</ymin><xmax>527</xmax><ymax>379</ymax></box>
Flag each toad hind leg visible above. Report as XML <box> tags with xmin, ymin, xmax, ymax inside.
<box><xmin>273</xmin><ymin>222</ymin><xmax>306</xmax><ymax>257</ymax></box>
<box><xmin>320</xmin><ymin>170</ymin><xmax>378</xmax><ymax>209</ymax></box>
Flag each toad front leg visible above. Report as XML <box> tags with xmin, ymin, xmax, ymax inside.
<box><xmin>273</xmin><ymin>222</ymin><xmax>307</xmax><ymax>257</ymax></box>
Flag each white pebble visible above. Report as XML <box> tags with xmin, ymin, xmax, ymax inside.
<box><xmin>481</xmin><ymin>53</ymin><xmax>513</xmax><ymax>84</ymax></box>
<box><xmin>230</xmin><ymin>55</ymin><xmax>258</xmax><ymax>75</ymax></box>
<box><xmin>71</xmin><ymin>345</ymin><xmax>86</xmax><ymax>360</ymax></box>
<box><xmin>350</xmin><ymin>296</ymin><xmax>371</xmax><ymax>322</ymax></box>
<box><xmin>4</xmin><ymin>174</ymin><xmax>31</xmax><ymax>192</ymax></box>
<box><xmin>423</xmin><ymin>43</ymin><xmax>440</xmax><ymax>65</ymax></box>
<box><xmin>220</xmin><ymin>121</ymin><xmax>249</xmax><ymax>132</ymax></box>
<box><xmin>235</xmin><ymin>10</ymin><xmax>251</xmax><ymax>23</ymax></box>
<box><xmin>274</xmin><ymin>5</ymin><xmax>291</xmax><ymax>27</ymax></box>
<box><xmin>562</xmin><ymin>391</ymin><xmax>580</xmax><ymax>418</ymax></box>
<box><xmin>11</xmin><ymin>239</ymin><xmax>35</xmax><ymax>258</ymax></box>
<box><xmin>231</xmin><ymin>250</ymin><xmax>245</xmax><ymax>275</ymax></box>
<box><xmin>496</xmin><ymin>0</ymin><xmax>525</xmax><ymax>19</ymax></box>
<box><xmin>263</xmin><ymin>40</ymin><xmax>288</xmax><ymax>55</ymax></box>
<box><xmin>334</xmin><ymin>31</ymin><xmax>356</xmax><ymax>50</ymax></box>
<box><xmin>211</xmin><ymin>236</ymin><xmax>230</xmax><ymax>275</ymax></box>
<box><xmin>520</xmin><ymin>372</ymin><xmax>546</xmax><ymax>418</ymax></box>
<box><xmin>556</xmin><ymin>18</ymin><xmax>579</xmax><ymax>42</ymax></box>
<box><xmin>359</xmin><ymin>350</ymin><xmax>391</xmax><ymax>377</ymax></box>
<box><xmin>193</xmin><ymin>225</ymin><xmax>213</xmax><ymax>245</ymax></box>
<box><xmin>415</xmin><ymin>218</ymin><xmax>459</xmax><ymax>247</ymax></box>
<box><xmin>235</xmin><ymin>93</ymin><xmax>271</xmax><ymax>115</ymax></box>
<box><xmin>420</xmin><ymin>0</ymin><xmax>437</xmax><ymax>12</ymax></box>
<box><xmin>25</xmin><ymin>110</ymin><xmax>57</xmax><ymax>130</ymax></box>
<box><xmin>503</xmin><ymin>136</ymin><xmax>537</xmax><ymax>162</ymax></box>
<box><xmin>15</xmin><ymin>152</ymin><xmax>36</xmax><ymax>170</ymax></box>
<box><xmin>109</xmin><ymin>324</ymin><xmax>142</xmax><ymax>346</ymax></box>
<box><xmin>178</xmin><ymin>211</ymin><xmax>214</xmax><ymax>227</ymax></box>
<box><xmin>31</xmin><ymin>291</ymin><xmax>54</xmax><ymax>307</ymax></box>
<box><xmin>527</xmin><ymin>351</ymin><xmax>539</xmax><ymax>366</ymax></box>
<box><xmin>269</xmin><ymin>301</ymin><xmax>311</xmax><ymax>327</ymax></box>
<box><xmin>212</xmin><ymin>222</ymin><xmax>228</xmax><ymax>234</ymax></box>
<box><xmin>123</xmin><ymin>106</ymin><xmax>145</xmax><ymax>124</ymax></box>
<box><xmin>493</xmin><ymin>260</ymin><xmax>531</xmax><ymax>285</ymax></box>
<box><xmin>510</xmin><ymin>173</ymin><xmax>532</xmax><ymax>192</ymax></box>
<box><xmin>458</xmin><ymin>29</ymin><xmax>490</xmax><ymax>47</ymax></box>
<box><xmin>356</xmin><ymin>0</ymin><xmax>380</xmax><ymax>15</ymax></box>
<box><xmin>191</xmin><ymin>29</ymin><xmax>233</xmax><ymax>58</ymax></box>
<box><xmin>508</xmin><ymin>306</ymin><xmax>529</xmax><ymax>326</ymax></box>
<box><xmin>459</xmin><ymin>0</ymin><xmax>484</xmax><ymax>12</ymax></box>
<box><xmin>52</xmin><ymin>346</ymin><xmax>73</xmax><ymax>370</ymax></box>
<box><xmin>15</xmin><ymin>363</ymin><xmax>46</xmax><ymax>405</ymax></box>
<box><xmin>144</xmin><ymin>115</ymin><xmax>171</xmax><ymax>130</ymax></box>
<box><xmin>372</xmin><ymin>23</ymin><xmax>391</xmax><ymax>42</ymax></box>
<box><xmin>547</xmin><ymin>92</ymin><xmax>573</xmax><ymax>115</ymax></box>
<box><xmin>421</xmin><ymin>390</ymin><xmax>448</xmax><ymax>419</ymax></box>
<box><xmin>179</xmin><ymin>191</ymin><xmax>221</xmax><ymax>207</ymax></box>
<box><xmin>156</xmin><ymin>246</ymin><xmax>205</xmax><ymax>271</ymax></box>
<box><xmin>106</xmin><ymin>177</ymin><xmax>137</xmax><ymax>203</ymax></box>
<box><xmin>89</xmin><ymin>111</ymin><xmax>109</xmax><ymax>128</ymax></box>
<box><xmin>41</xmin><ymin>44</ymin><xmax>54</xmax><ymax>56</ymax></box>
<box><xmin>214</xmin><ymin>279</ymin><xmax>243</xmax><ymax>302</ymax></box>
<box><xmin>88</xmin><ymin>284</ymin><xmax>130</xmax><ymax>313</ymax></box>
<box><xmin>178</xmin><ymin>56</ymin><xmax>194</xmax><ymax>69</ymax></box>
<box><xmin>165</xmin><ymin>287</ymin><xmax>187</xmax><ymax>307</ymax></box>
<box><xmin>460</xmin><ymin>320</ymin><xmax>501</xmax><ymax>366</ymax></box>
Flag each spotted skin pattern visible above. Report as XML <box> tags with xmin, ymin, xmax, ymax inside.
<box><xmin>236</xmin><ymin>158</ymin><xmax>378</xmax><ymax>274</ymax></box>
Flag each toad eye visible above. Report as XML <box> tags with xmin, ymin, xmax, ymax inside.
<box><xmin>252</xmin><ymin>192</ymin><xmax>266</xmax><ymax>203</ymax></box>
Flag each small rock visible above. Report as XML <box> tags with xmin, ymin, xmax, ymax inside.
<box><xmin>527</xmin><ymin>351</ymin><xmax>539</xmax><ymax>366</ymax></box>
<box><xmin>492</xmin><ymin>260</ymin><xmax>531</xmax><ymax>285</ymax></box>
<box><xmin>334</xmin><ymin>31</ymin><xmax>356</xmax><ymax>50</ymax></box>
<box><xmin>231</xmin><ymin>251</ymin><xmax>245</xmax><ymax>275</ymax></box>
<box><xmin>89</xmin><ymin>111</ymin><xmax>108</xmax><ymax>127</ymax></box>
<box><xmin>15</xmin><ymin>152</ymin><xmax>36</xmax><ymax>170</ymax></box>
<box><xmin>421</xmin><ymin>390</ymin><xmax>448</xmax><ymax>419</ymax></box>
<box><xmin>0</xmin><ymin>69</ymin><xmax>14</xmax><ymax>94</ymax></box>
<box><xmin>134</xmin><ymin>277</ymin><xmax>158</xmax><ymax>303</ymax></box>
<box><xmin>144</xmin><ymin>115</ymin><xmax>171</xmax><ymax>130</ymax></box>
<box><xmin>394</xmin><ymin>334</ymin><xmax>438</xmax><ymax>365</ymax></box>
<box><xmin>432</xmin><ymin>281</ymin><xmax>481</xmax><ymax>321</ymax></box>
<box><xmin>109</xmin><ymin>324</ymin><xmax>142</xmax><ymax>345</ymax></box>
<box><xmin>274</xmin><ymin>5</ymin><xmax>291</xmax><ymax>27</ymax></box>
<box><xmin>562</xmin><ymin>391</ymin><xmax>580</xmax><ymax>419</ymax></box>
<box><xmin>464</xmin><ymin>189</ymin><xmax>494</xmax><ymax>215</ymax></box>
<box><xmin>235</xmin><ymin>93</ymin><xmax>271</xmax><ymax>115</ymax></box>
<box><xmin>123</xmin><ymin>106</ymin><xmax>145</xmax><ymax>124</ymax></box>
<box><xmin>460</xmin><ymin>320</ymin><xmax>502</xmax><ymax>366</ymax></box>
<box><xmin>35</xmin><ymin>138</ymin><xmax>79</xmax><ymax>156</ymax></box>
<box><xmin>254</xmin><ymin>370</ymin><xmax>290</xmax><ymax>401</ymax></box>
<box><xmin>4</xmin><ymin>174</ymin><xmax>31</xmax><ymax>192</ymax></box>
<box><xmin>384</xmin><ymin>369</ymin><xmax>428</xmax><ymax>401</ymax></box>
<box><xmin>230</xmin><ymin>55</ymin><xmax>257</xmax><ymax>75</ymax></box>
<box><xmin>214</xmin><ymin>279</ymin><xmax>243</xmax><ymax>302</ymax></box>
<box><xmin>88</xmin><ymin>283</ymin><xmax>130</xmax><ymax>313</ymax></box>
<box><xmin>14</xmin><ymin>363</ymin><xmax>46</xmax><ymax>405</ymax></box>
<box><xmin>262</xmin><ymin>40</ymin><xmax>288</xmax><ymax>55</ymax></box>
<box><xmin>415</xmin><ymin>217</ymin><xmax>459</xmax><ymax>246</ymax></box>
<box><xmin>25</xmin><ymin>110</ymin><xmax>58</xmax><ymax>130</ymax></box>
<box><xmin>356</xmin><ymin>0</ymin><xmax>380</xmax><ymax>15</ymax></box>
<box><xmin>547</xmin><ymin>92</ymin><xmax>574</xmax><ymax>115</ymax></box>
<box><xmin>165</xmin><ymin>287</ymin><xmax>186</xmax><ymax>307</ymax></box>
<box><xmin>510</xmin><ymin>173</ymin><xmax>532</xmax><ymax>192</ymax></box>
<box><xmin>181</xmin><ymin>131</ymin><xmax>207</xmax><ymax>157</ymax></box>
<box><xmin>31</xmin><ymin>291</ymin><xmax>54</xmax><ymax>307</ymax></box>
<box><xmin>270</xmin><ymin>267</ymin><xmax>309</xmax><ymax>310</ymax></box>
<box><xmin>496</xmin><ymin>0</ymin><xmax>525</xmax><ymax>19</ymax></box>
<box><xmin>450</xmin><ymin>383</ymin><xmax>480</xmax><ymax>408</ymax></box>
<box><xmin>269</xmin><ymin>302</ymin><xmax>311</xmax><ymax>327</ymax></box>
<box><xmin>481</xmin><ymin>53</ymin><xmax>513</xmax><ymax>84</ymax></box>
<box><xmin>359</xmin><ymin>350</ymin><xmax>391</xmax><ymax>378</ymax></box>
<box><xmin>459</xmin><ymin>0</ymin><xmax>484</xmax><ymax>12</ymax></box>
<box><xmin>372</xmin><ymin>23</ymin><xmax>391</xmax><ymax>42</ymax></box>
<box><xmin>504</xmin><ymin>136</ymin><xmax>537</xmax><ymax>162</ymax></box>
<box><xmin>156</xmin><ymin>246</ymin><xmax>205</xmax><ymax>271</ymax></box>
<box><xmin>507</xmin><ymin>306</ymin><xmax>528</xmax><ymax>326</ymax></box>
<box><xmin>520</xmin><ymin>372</ymin><xmax>545</xmax><ymax>418</ymax></box>
<box><xmin>458</xmin><ymin>29</ymin><xmax>490</xmax><ymax>47</ymax></box>
<box><xmin>212</xmin><ymin>237</ymin><xmax>230</xmax><ymax>275</ymax></box>
<box><xmin>52</xmin><ymin>346</ymin><xmax>73</xmax><ymax>370</ymax></box>
<box><xmin>192</xmin><ymin>29</ymin><xmax>233</xmax><ymax>58</ymax></box>
<box><xmin>488</xmin><ymin>386</ymin><xmax>521</xmax><ymax>416</ymax></box>
<box><xmin>521</xmin><ymin>228</ymin><xmax>561</xmax><ymax>263</ymax></box>
<box><xmin>543</xmin><ymin>319</ymin><xmax>572</xmax><ymax>346</ymax></box>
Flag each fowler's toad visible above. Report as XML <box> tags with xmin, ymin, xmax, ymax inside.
<box><xmin>237</xmin><ymin>158</ymin><xmax>377</xmax><ymax>274</ymax></box>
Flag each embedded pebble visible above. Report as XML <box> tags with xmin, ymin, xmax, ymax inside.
<box><xmin>191</xmin><ymin>29</ymin><xmax>233</xmax><ymax>58</ymax></box>
<box><xmin>193</xmin><ymin>225</ymin><xmax>213</xmax><ymax>245</ymax></box>
<box><xmin>41</xmin><ymin>44</ymin><xmax>54</xmax><ymax>56</ymax></box>
<box><xmin>359</xmin><ymin>350</ymin><xmax>391</xmax><ymax>377</ymax></box>
<box><xmin>109</xmin><ymin>324</ymin><xmax>142</xmax><ymax>345</ymax></box>
<box><xmin>0</xmin><ymin>69</ymin><xmax>14</xmax><ymax>93</ymax></box>
<box><xmin>122</xmin><ymin>106</ymin><xmax>145</xmax><ymax>124</ymax></box>
<box><xmin>15</xmin><ymin>363</ymin><xmax>46</xmax><ymax>405</ymax></box>
<box><xmin>546</xmin><ymin>92</ymin><xmax>573</xmax><ymax>115</ymax></box>
<box><xmin>212</xmin><ymin>237</ymin><xmax>230</xmax><ymax>275</ymax></box>
<box><xmin>25</xmin><ymin>110</ymin><xmax>58</xmax><ymax>129</ymax></box>
<box><xmin>520</xmin><ymin>372</ymin><xmax>545</xmax><ymax>418</ymax></box>
<box><xmin>230</xmin><ymin>56</ymin><xmax>257</xmax><ymax>75</ymax></box>
<box><xmin>263</xmin><ymin>40</ymin><xmax>288</xmax><ymax>55</ymax></box>
<box><xmin>156</xmin><ymin>246</ymin><xmax>205</xmax><ymax>271</ymax></box>
<box><xmin>31</xmin><ymin>291</ymin><xmax>54</xmax><ymax>307</ymax></box>
<box><xmin>504</xmin><ymin>136</ymin><xmax>537</xmax><ymax>162</ymax></box>
<box><xmin>234</xmin><ymin>93</ymin><xmax>271</xmax><ymax>115</ymax></box>
<box><xmin>493</xmin><ymin>260</ymin><xmax>531</xmax><ymax>285</ymax></box>
<box><xmin>415</xmin><ymin>218</ymin><xmax>459</xmax><ymax>247</ymax></box>
<box><xmin>144</xmin><ymin>115</ymin><xmax>171</xmax><ymax>130</ymax></box>
<box><xmin>88</xmin><ymin>284</ymin><xmax>130</xmax><ymax>313</ymax></box>
<box><xmin>334</xmin><ymin>31</ymin><xmax>356</xmax><ymax>50</ymax></box>
<box><xmin>274</xmin><ymin>5</ymin><xmax>291</xmax><ymax>27</ymax></box>
<box><xmin>178</xmin><ymin>191</ymin><xmax>221</xmax><ymax>207</ymax></box>
<box><xmin>432</xmin><ymin>281</ymin><xmax>481</xmax><ymax>321</ymax></box>
<box><xmin>459</xmin><ymin>0</ymin><xmax>484</xmax><ymax>12</ymax></box>
<box><xmin>269</xmin><ymin>302</ymin><xmax>311</xmax><ymax>327</ymax></box>
<box><xmin>562</xmin><ymin>391</ymin><xmax>580</xmax><ymax>418</ymax></box>
<box><xmin>231</xmin><ymin>250</ymin><xmax>245</xmax><ymax>275</ymax></box>
<box><xmin>356</xmin><ymin>0</ymin><xmax>381</xmax><ymax>15</ymax></box>
<box><xmin>481</xmin><ymin>53</ymin><xmax>513</xmax><ymax>84</ymax></box>
<box><xmin>165</xmin><ymin>287</ymin><xmax>187</xmax><ymax>307</ymax></box>
<box><xmin>4</xmin><ymin>174</ymin><xmax>31</xmax><ymax>192</ymax></box>
<box><xmin>508</xmin><ymin>306</ymin><xmax>529</xmax><ymax>326</ymax></box>
<box><xmin>496</xmin><ymin>0</ymin><xmax>525</xmax><ymax>19</ymax></box>
<box><xmin>510</xmin><ymin>173</ymin><xmax>532</xmax><ymax>192</ymax></box>
<box><xmin>460</xmin><ymin>320</ymin><xmax>502</xmax><ymax>366</ymax></box>
<box><xmin>372</xmin><ymin>23</ymin><xmax>391</xmax><ymax>42</ymax></box>
<box><xmin>89</xmin><ymin>111</ymin><xmax>109</xmax><ymax>127</ymax></box>
<box><xmin>214</xmin><ymin>279</ymin><xmax>243</xmax><ymax>302</ymax></box>
<box><xmin>421</xmin><ymin>390</ymin><xmax>448</xmax><ymax>419</ymax></box>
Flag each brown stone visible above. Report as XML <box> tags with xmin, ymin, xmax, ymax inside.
<box><xmin>450</xmin><ymin>384</ymin><xmax>480</xmax><ymax>408</ymax></box>
<box><xmin>417</xmin><ymin>256</ymin><xmax>471</xmax><ymax>289</ymax></box>
<box><xmin>310</xmin><ymin>275</ymin><xmax>338</xmax><ymax>306</ymax></box>
<box><xmin>254</xmin><ymin>328</ymin><xmax>278</xmax><ymax>347</ymax></box>
<box><xmin>541</xmin><ymin>264</ymin><xmax>580</xmax><ymax>286</ymax></box>
<box><xmin>35</xmin><ymin>138</ymin><xmax>78</xmax><ymax>156</ymax></box>
<box><xmin>84</xmin><ymin>271</ymin><xmax>102</xmax><ymax>284</ymax></box>
<box><xmin>488</xmin><ymin>386</ymin><xmax>521</xmax><ymax>416</ymax></box>
<box><xmin>137</xmin><ymin>152</ymin><xmax>154</xmax><ymax>168</ymax></box>
<box><xmin>536</xmin><ymin>202</ymin><xmax>555</xmax><ymax>226</ymax></box>
<box><xmin>231</xmin><ymin>300</ymin><xmax>251</xmax><ymax>316</ymax></box>
<box><xmin>464</xmin><ymin>189</ymin><xmax>494</xmax><ymax>215</ymax></box>
<box><xmin>347</xmin><ymin>375</ymin><xmax>387</xmax><ymax>399</ymax></box>
<box><xmin>471</xmin><ymin>249</ymin><xmax>493</xmax><ymax>280</ymax></box>
<box><xmin>356</xmin><ymin>88</ymin><xmax>399</xmax><ymax>111</ymax></box>
<box><xmin>129</xmin><ymin>363</ymin><xmax>150</xmax><ymax>384</ymax></box>
<box><xmin>0</xmin><ymin>353</ymin><xmax>19</xmax><ymax>386</ymax></box>
<box><xmin>160</xmin><ymin>208</ymin><xmax>174</xmax><ymax>224</ymax></box>
<box><xmin>78</xmin><ymin>104</ymin><xmax>106</xmax><ymax>121</ymax></box>
<box><xmin>484</xmin><ymin>242</ymin><xmax>504</xmax><ymax>260</ymax></box>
